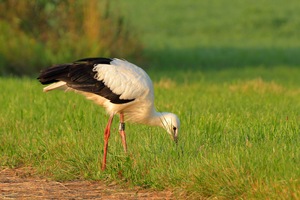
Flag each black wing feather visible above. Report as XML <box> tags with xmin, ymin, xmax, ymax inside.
<box><xmin>75</xmin><ymin>57</ymin><xmax>112</xmax><ymax>64</ymax></box>
<box><xmin>37</xmin><ymin>57</ymin><xmax>135</xmax><ymax>104</ymax></box>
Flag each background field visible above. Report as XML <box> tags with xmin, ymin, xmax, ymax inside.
<box><xmin>1</xmin><ymin>0</ymin><xmax>300</xmax><ymax>199</ymax></box>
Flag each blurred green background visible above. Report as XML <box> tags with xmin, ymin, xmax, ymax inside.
<box><xmin>0</xmin><ymin>0</ymin><xmax>142</xmax><ymax>75</ymax></box>
<box><xmin>1</xmin><ymin>0</ymin><xmax>300</xmax><ymax>75</ymax></box>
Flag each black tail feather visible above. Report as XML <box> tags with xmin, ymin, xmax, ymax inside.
<box><xmin>38</xmin><ymin>58</ymin><xmax>112</xmax><ymax>85</ymax></box>
<box><xmin>37</xmin><ymin>64</ymin><xmax>70</xmax><ymax>85</ymax></box>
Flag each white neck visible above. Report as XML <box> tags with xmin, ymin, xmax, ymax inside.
<box><xmin>146</xmin><ymin>110</ymin><xmax>167</xmax><ymax>128</ymax></box>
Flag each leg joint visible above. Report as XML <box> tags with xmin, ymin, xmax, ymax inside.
<box><xmin>119</xmin><ymin>122</ymin><xmax>125</xmax><ymax>131</ymax></box>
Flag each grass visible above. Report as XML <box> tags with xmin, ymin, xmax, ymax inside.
<box><xmin>1</xmin><ymin>68</ymin><xmax>300</xmax><ymax>198</ymax></box>
<box><xmin>1</xmin><ymin>0</ymin><xmax>300</xmax><ymax>199</ymax></box>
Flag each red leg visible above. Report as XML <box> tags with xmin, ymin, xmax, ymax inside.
<box><xmin>102</xmin><ymin>114</ymin><xmax>114</xmax><ymax>171</ymax></box>
<box><xmin>119</xmin><ymin>113</ymin><xmax>127</xmax><ymax>153</ymax></box>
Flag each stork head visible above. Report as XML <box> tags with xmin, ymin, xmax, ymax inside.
<box><xmin>160</xmin><ymin>112</ymin><xmax>180</xmax><ymax>143</ymax></box>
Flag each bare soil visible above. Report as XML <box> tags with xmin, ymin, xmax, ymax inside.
<box><xmin>0</xmin><ymin>167</ymin><xmax>175</xmax><ymax>199</ymax></box>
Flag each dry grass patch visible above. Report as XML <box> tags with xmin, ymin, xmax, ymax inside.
<box><xmin>228</xmin><ymin>78</ymin><xmax>284</xmax><ymax>94</ymax></box>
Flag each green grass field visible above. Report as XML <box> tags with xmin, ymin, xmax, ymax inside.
<box><xmin>1</xmin><ymin>0</ymin><xmax>300</xmax><ymax>199</ymax></box>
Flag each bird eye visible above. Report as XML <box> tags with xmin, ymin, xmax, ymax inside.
<box><xmin>173</xmin><ymin>126</ymin><xmax>177</xmax><ymax>131</ymax></box>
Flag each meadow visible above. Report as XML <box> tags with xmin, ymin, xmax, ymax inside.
<box><xmin>1</xmin><ymin>0</ymin><xmax>300</xmax><ymax>199</ymax></box>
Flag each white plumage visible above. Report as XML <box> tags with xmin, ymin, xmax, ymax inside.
<box><xmin>38</xmin><ymin>57</ymin><xmax>180</xmax><ymax>170</ymax></box>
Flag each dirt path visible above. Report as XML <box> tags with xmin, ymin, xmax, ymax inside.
<box><xmin>0</xmin><ymin>168</ymin><xmax>174</xmax><ymax>199</ymax></box>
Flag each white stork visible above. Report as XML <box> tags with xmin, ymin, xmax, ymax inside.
<box><xmin>38</xmin><ymin>57</ymin><xmax>180</xmax><ymax>170</ymax></box>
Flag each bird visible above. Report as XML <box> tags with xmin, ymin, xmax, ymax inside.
<box><xmin>37</xmin><ymin>57</ymin><xmax>180</xmax><ymax>170</ymax></box>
